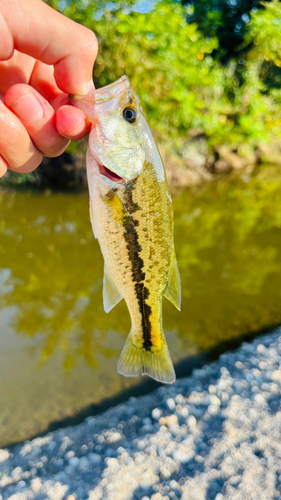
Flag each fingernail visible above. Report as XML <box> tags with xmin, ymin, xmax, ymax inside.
<box><xmin>11</xmin><ymin>93</ymin><xmax>43</xmax><ymax>122</ymax></box>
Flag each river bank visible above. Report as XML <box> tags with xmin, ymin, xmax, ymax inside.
<box><xmin>2</xmin><ymin>138</ymin><xmax>281</xmax><ymax>195</ymax></box>
<box><xmin>1</xmin><ymin>329</ymin><xmax>281</xmax><ymax>500</ymax></box>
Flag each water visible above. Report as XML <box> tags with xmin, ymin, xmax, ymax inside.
<box><xmin>1</xmin><ymin>165</ymin><xmax>281</xmax><ymax>447</ymax></box>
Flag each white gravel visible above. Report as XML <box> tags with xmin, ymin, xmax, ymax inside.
<box><xmin>1</xmin><ymin>330</ymin><xmax>281</xmax><ymax>500</ymax></box>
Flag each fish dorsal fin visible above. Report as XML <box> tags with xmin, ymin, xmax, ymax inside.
<box><xmin>103</xmin><ymin>266</ymin><xmax>123</xmax><ymax>313</ymax></box>
<box><xmin>164</xmin><ymin>254</ymin><xmax>181</xmax><ymax>311</ymax></box>
<box><xmin>90</xmin><ymin>199</ymin><xmax>98</xmax><ymax>239</ymax></box>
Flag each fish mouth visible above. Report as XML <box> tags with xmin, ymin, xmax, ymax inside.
<box><xmin>98</xmin><ymin>163</ymin><xmax>125</xmax><ymax>183</ymax></box>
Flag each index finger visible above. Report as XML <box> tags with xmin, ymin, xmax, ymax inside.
<box><xmin>0</xmin><ymin>0</ymin><xmax>98</xmax><ymax>95</ymax></box>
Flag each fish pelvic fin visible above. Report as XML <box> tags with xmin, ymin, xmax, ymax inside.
<box><xmin>103</xmin><ymin>265</ymin><xmax>123</xmax><ymax>313</ymax></box>
<box><xmin>117</xmin><ymin>333</ymin><xmax>176</xmax><ymax>384</ymax></box>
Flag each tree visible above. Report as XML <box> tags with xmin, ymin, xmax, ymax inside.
<box><xmin>42</xmin><ymin>0</ymin><xmax>281</xmax><ymax>156</ymax></box>
<box><xmin>181</xmin><ymin>0</ymin><xmax>277</xmax><ymax>63</ymax></box>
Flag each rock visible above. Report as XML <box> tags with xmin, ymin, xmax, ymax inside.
<box><xmin>88</xmin><ymin>453</ymin><xmax>102</xmax><ymax>464</ymax></box>
<box><xmin>159</xmin><ymin>415</ymin><xmax>178</xmax><ymax>426</ymax></box>
<box><xmin>187</xmin><ymin>415</ymin><xmax>197</xmax><ymax>430</ymax></box>
<box><xmin>106</xmin><ymin>458</ymin><xmax>118</xmax><ymax>468</ymax></box>
<box><xmin>46</xmin><ymin>482</ymin><xmax>68</xmax><ymax>500</ymax></box>
<box><xmin>166</xmin><ymin>398</ymin><xmax>176</xmax><ymax>411</ymax></box>
<box><xmin>208</xmin><ymin>404</ymin><xmax>220</xmax><ymax>416</ymax></box>
<box><xmin>216</xmin><ymin>147</ymin><xmax>247</xmax><ymax>170</ymax></box>
<box><xmin>180</xmin><ymin>407</ymin><xmax>189</xmax><ymax>418</ymax></box>
<box><xmin>208</xmin><ymin>385</ymin><xmax>216</xmax><ymax>394</ymax></box>
<box><xmin>68</xmin><ymin>457</ymin><xmax>80</xmax><ymax>467</ymax></box>
<box><xmin>0</xmin><ymin>449</ymin><xmax>9</xmax><ymax>462</ymax></box>
<box><xmin>143</xmin><ymin>418</ymin><xmax>152</xmax><ymax>426</ymax></box>
<box><xmin>152</xmin><ymin>408</ymin><xmax>163</xmax><ymax>420</ymax></box>
<box><xmin>206</xmin><ymin>395</ymin><xmax>221</xmax><ymax>406</ymax></box>
<box><xmin>106</xmin><ymin>432</ymin><xmax>122</xmax><ymax>444</ymax></box>
<box><xmin>160</xmin><ymin>466</ymin><xmax>171</xmax><ymax>479</ymax></box>
<box><xmin>151</xmin><ymin>493</ymin><xmax>165</xmax><ymax>500</ymax></box>
<box><xmin>254</xmin><ymin>394</ymin><xmax>265</xmax><ymax>405</ymax></box>
<box><xmin>256</xmin><ymin>344</ymin><xmax>266</xmax><ymax>353</ymax></box>
<box><xmin>271</xmin><ymin>370</ymin><xmax>281</xmax><ymax>381</ymax></box>
<box><xmin>17</xmin><ymin>481</ymin><xmax>26</xmax><ymax>489</ymax></box>
<box><xmin>79</xmin><ymin>457</ymin><xmax>89</xmax><ymax>471</ymax></box>
<box><xmin>214</xmin><ymin>159</ymin><xmax>232</xmax><ymax>173</ymax></box>
<box><xmin>31</xmin><ymin>478</ymin><xmax>42</xmax><ymax>492</ymax></box>
<box><xmin>215</xmin><ymin>495</ymin><xmax>224</xmax><ymax>500</ymax></box>
<box><xmin>11</xmin><ymin>466</ymin><xmax>22</xmax><ymax>477</ymax></box>
<box><xmin>175</xmin><ymin>394</ymin><xmax>185</xmax><ymax>404</ymax></box>
<box><xmin>172</xmin><ymin>450</ymin><xmax>191</xmax><ymax>464</ymax></box>
<box><xmin>88</xmin><ymin>487</ymin><xmax>103</xmax><ymax>500</ymax></box>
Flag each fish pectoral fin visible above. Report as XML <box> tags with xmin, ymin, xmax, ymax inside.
<box><xmin>164</xmin><ymin>254</ymin><xmax>181</xmax><ymax>311</ymax></box>
<box><xmin>103</xmin><ymin>266</ymin><xmax>123</xmax><ymax>313</ymax></box>
<box><xmin>90</xmin><ymin>199</ymin><xmax>98</xmax><ymax>239</ymax></box>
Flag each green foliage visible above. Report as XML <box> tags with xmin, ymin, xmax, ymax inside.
<box><xmin>94</xmin><ymin>2</ymin><xmax>220</xmax><ymax>140</ymax></box>
<box><xmin>181</xmin><ymin>0</ymin><xmax>275</xmax><ymax>63</ymax></box>
<box><xmin>44</xmin><ymin>0</ymin><xmax>281</xmax><ymax>157</ymax></box>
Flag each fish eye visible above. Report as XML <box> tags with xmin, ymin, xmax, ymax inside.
<box><xmin>122</xmin><ymin>106</ymin><xmax>138</xmax><ymax>124</ymax></box>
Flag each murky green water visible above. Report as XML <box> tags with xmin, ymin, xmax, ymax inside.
<box><xmin>1</xmin><ymin>165</ymin><xmax>281</xmax><ymax>447</ymax></box>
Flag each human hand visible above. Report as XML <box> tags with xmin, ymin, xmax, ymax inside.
<box><xmin>0</xmin><ymin>0</ymin><xmax>98</xmax><ymax>178</ymax></box>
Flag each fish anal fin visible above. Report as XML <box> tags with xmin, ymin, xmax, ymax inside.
<box><xmin>103</xmin><ymin>266</ymin><xmax>123</xmax><ymax>313</ymax></box>
<box><xmin>117</xmin><ymin>334</ymin><xmax>176</xmax><ymax>384</ymax></box>
<box><xmin>164</xmin><ymin>254</ymin><xmax>181</xmax><ymax>311</ymax></box>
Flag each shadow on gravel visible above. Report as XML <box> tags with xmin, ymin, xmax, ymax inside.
<box><xmin>266</xmin><ymin>394</ymin><xmax>281</xmax><ymax>414</ymax></box>
<box><xmin>132</xmin><ymin>477</ymin><xmax>183</xmax><ymax>499</ymax></box>
<box><xmin>206</xmin><ymin>477</ymin><xmax>228</xmax><ymax>499</ymax></box>
<box><xmin>194</xmin><ymin>413</ymin><xmax>225</xmax><ymax>465</ymax></box>
<box><xmin>7</xmin><ymin>322</ymin><xmax>281</xmax><ymax>450</ymax></box>
<box><xmin>132</xmin><ymin>486</ymin><xmax>155</xmax><ymax>500</ymax></box>
<box><xmin>169</xmin><ymin>414</ymin><xmax>226</xmax><ymax>482</ymax></box>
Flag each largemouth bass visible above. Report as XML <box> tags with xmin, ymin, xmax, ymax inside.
<box><xmin>70</xmin><ymin>76</ymin><xmax>181</xmax><ymax>384</ymax></box>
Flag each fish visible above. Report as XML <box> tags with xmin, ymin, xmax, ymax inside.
<box><xmin>69</xmin><ymin>76</ymin><xmax>181</xmax><ymax>384</ymax></box>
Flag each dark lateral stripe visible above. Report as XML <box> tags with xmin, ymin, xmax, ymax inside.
<box><xmin>122</xmin><ymin>183</ymin><xmax>152</xmax><ymax>351</ymax></box>
<box><xmin>124</xmin><ymin>182</ymin><xmax>140</xmax><ymax>214</ymax></box>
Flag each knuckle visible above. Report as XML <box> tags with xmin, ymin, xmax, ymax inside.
<box><xmin>82</xmin><ymin>27</ymin><xmax>99</xmax><ymax>59</ymax></box>
<box><xmin>1</xmin><ymin>131</ymin><xmax>42</xmax><ymax>171</ymax></box>
<box><xmin>0</xmin><ymin>13</ymin><xmax>14</xmax><ymax>61</ymax></box>
<box><xmin>9</xmin><ymin>123</ymin><xmax>28</xmax><ymax>147</ymax></box>
<box><xmin>40</xmin><ymin>139</ymin><xmax>70</xmax><ymax>158</ymax></box>
<box><xmin>18</xmin><ymin>151</ymin><xmax>44</xmax><ymax>173</ymax></box>
<box><xmin>0</xmin><ymin>103</ymin><xmax>43</xmax><ymax>172</ymax></box>
<box><xmin>0</xmin><ymin>124</ymin><xmax>25</xmax><ymax>161</ymax></box>
<box><xmin>30</xmin><ymin>123</ymin><xmax>70</xmax><ymax>158</ymax></box>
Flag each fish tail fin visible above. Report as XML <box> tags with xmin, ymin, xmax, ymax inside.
<box><xmin>117</xmin><ymin>332</ymin><xmax>175</xmax><ymax>384</ymax></box>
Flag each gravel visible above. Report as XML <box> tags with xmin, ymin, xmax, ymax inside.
<box><xmin>1</xmin><ymin>330</ymin><xmax>281</xmax><ymax>500</ymax></box>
